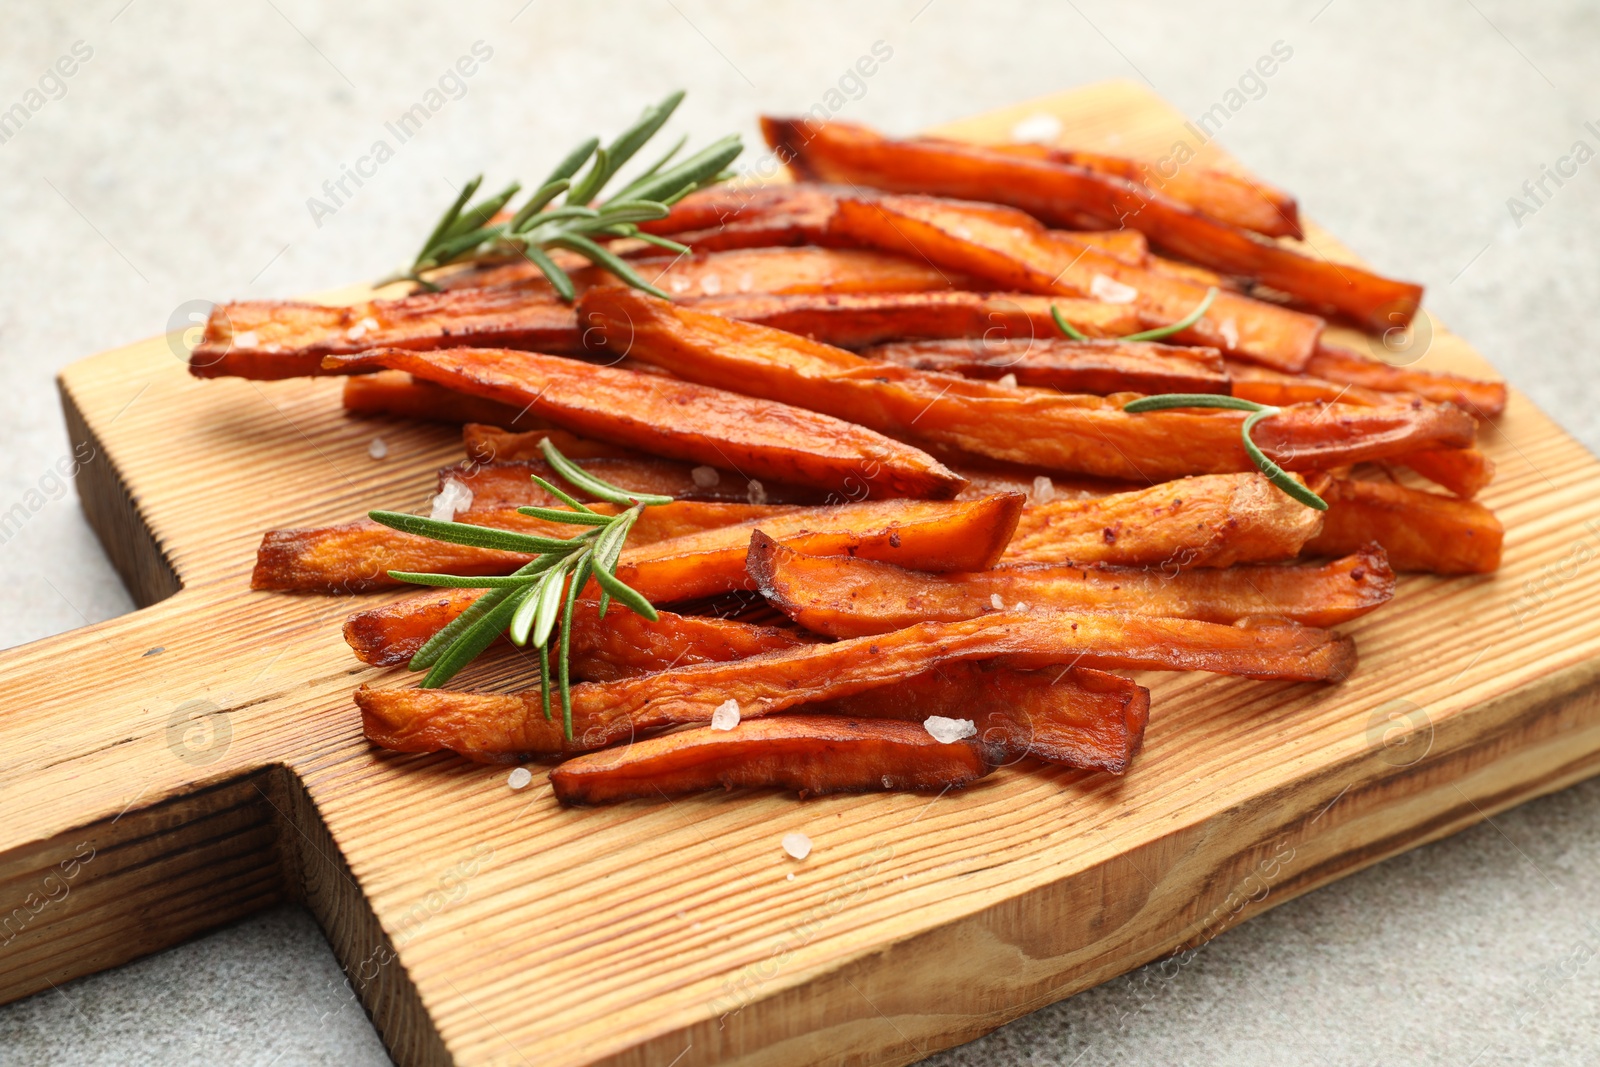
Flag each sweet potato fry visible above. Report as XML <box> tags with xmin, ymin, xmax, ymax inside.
<box><xmin>638</xmin><ymin>183</ymin><xmax>846</xmax><ymax>251</ymax></box>
<box><xmin>1306</xmin><ymin>477</ymin><xmax>1503</xmax><ymax>574</ymax></box>
<box><xmin>816</xmin><ymin>664</ymin><xmax>1148</xmax><ymax>773</ymax></box>
<box><xmin>323</xmin><ymin>347</ymin><xmax>964</xmax><ymax>499</ymax></box>
<box><xmin>452</xmin><ymin>458</ymin><xmax>825</xmax><ymax>508</ymax></box>
<box><xmin>344</xmin><ymin>590</ymin><xmax>803</xmax><ymax>673</ymax></box>
<box><xmin>578</xmin><ymin>289</ymin><xmax>1476</xmax><ymax>482</ymax></box>
<box><xmin>441</xmin><ymin>244</ymin><xmax>989</xmax><ymax>296</ymax></box>
<box><xmin>684</xmin><ymin>291</ymin><xmax>1142</xmax><ymax>349</ymax></box>
<box><xmin>1389</xmin><ymin>447</ymin><xmax>1495</xmax><ymax>499</ymax></box>
<box><xmin>357</xmin><ymin>608</ymin><xmax>1351</xmax><ymax>760</ymax></box>
<box><xmin>1306</xmin><ymin>345</ymin><xmax>1508</xmax><ymax>418</ymax></box>
<box><xmin>1224</xmin><ymin>362</ymin><xmax>1392</xmax><ymax>407</ymax></box>
<box><xmin>863</xmin><ymin>337</ymin><xmax>1229</xmax><ymax>395</ymax></box>
<box><xmin>824</xmin><ymin>191</ymin><xmax>1323</xmax><ymax>371</ymax></box>
<box><xmin>615</xmin><ymin>493</ymin><xmax>1023</xmax><ymax>603</ymax></box>
<box><xmin>749</xmin><ymin>533</ymin><xmax>1394</xmax><ymax>634</ymax></box>
<box><xmin>642</xmin><ymin>181</ymin><xmax>1152</xmax><ymax>264</ymax></box>
<box><xmin>978</xmin><ymin>140</ymin><xmax>1302</xmax><ymax>238</ymax></box>
<box><xmin>765</xmin><ymin>118</ymin><xmax>1420</xmax><ymax>331</ymax></box>
<box><xmin>1003</xmin><ymin>472</ymin><xmax>1323</xmax><ymax>567</ymax></box>
<box><xmin>344</xmin><ymin>371</ymin><xmax>547</xmax><ymax>430</ymax></box>
<box><xmin>251</xmin><ymin>501</ymin><xmax>789</xmax><ymax>593</ymax></box>
<box><xmin>190</xmin><ymin>289</ymin><xmax>583</xmax><ymax>379</ymax></box>
<box><xmin>548</xmin><ymin>717</ymin><xmax>1003</xmax><ymax>804</ymax></box>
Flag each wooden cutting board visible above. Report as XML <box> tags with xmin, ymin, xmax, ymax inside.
<box><xmin>7</xmin><ymin>79</ymin><xmax>1600</xmax><ymax>1067</ymax></box>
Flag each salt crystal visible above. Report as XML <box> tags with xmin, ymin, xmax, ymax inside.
<box><xmin>997</xmin><ymin>373</ymin><xmax>1018</xmax><ymax>389</ymax></box>
<box><xmin>367</xmin><ymin>437</ymin><xmax>388</xmax><ymax>460</ymax></box>
<box><xmin>1013</xmin><ymin>601</ymin><xmax>1029</xmax><ymax>612</ymax></box>
<box><xmin>924</xmin><ymin>716</ymin><xmax>978</xmax><ymax>744</ymax></box>
<box><xmin>346</xmin><ymin>316</ymin><xmax>379</xmax><ymax>340</ymax></box>
<box><xmin>691</xmin><ymin>465</ymin><xmax>721</xmax><ymax>488</ymax></box>
<box><xmin>710</xmin><ymin>698</ymin><xmax>741</xmax><ymax>731</ymax></box>
<box><xmin>738</xmin><ymin>272</ymin><xmax>755</xmax><ymax>293</ymax></box>
<box><xmin>1090</xmin><ymin>274</ymin><xmax>1139</xmax><ymax>304</ymax></box>
<box><xmin>699</xmin><ymin>274</ymin><xmax>723</xmax><ymax>296</ymax></box>
<box><xmin>233</xmin><ymin>330</ymin><xmax>260</xmax><ymax>347</ymax></box>
<box><xmin>786</xmin><ymin>872</ymin><xmax>795</xmax><ymax>881</ymax></box>
<box><xmin>429</xmin><ymin>478</ymin><xmax>474</xmax><ymax>522</ymax></box>
<box><xmin>669</xmin><ymin>274</ymin><xmax>692</xmax><ymax>294</ymax></box>
<box><xmin>747</xmin><ymin>479</ymin><xmax>768</xmax><ymax>505</ymax></box>
<box><xmin>507</xmin><ymin>767</ymin><xmax>532</xmax><ymax>790</ymax></box>
<box><xmin>990</xmin><ymin>593</ymin><xmax>1006</xmax><ymax>611</ymax></box>
<box><xmin>781</xmin><ymin>832</ymin><xmax>812</xmax><ymax>860</ymax></box>
<box><xmin>1032</xmin><ymin>475</ymin><xmax>1056</xmax><ymax>504</ymax></box>
<box><xmin>1220</xmin><ymin>318</ymin><xmax>1240</xmax><ymax>349</ymax></box>
<box><xmin>1010</xmin><ymin>113</ymin><xmax>1063</xmax><ymax>144</ymax></box>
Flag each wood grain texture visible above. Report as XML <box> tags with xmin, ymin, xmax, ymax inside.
<box><xmin>3</xmin><ymin>79</ymin><xmax>1598</xmax><ymax>1066</ymax></box>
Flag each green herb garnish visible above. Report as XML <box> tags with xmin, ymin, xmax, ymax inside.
<box><xmin>368</xmin><ymin>440</ymin><xmax>672</xmax><ymax>739</ymax></box>
<box><xmin>1119</xmin><ymin>393</ymin><xmax>1328</xmax><ymax>511</ymax></box>
<box><xmin>1052</xmin><ymin>286</ymin><xmax>1219</xmax><ymax>343</ymax></box>
<box><xmin>378</xmin><ymin>90</ymin><xmax>743</xmax><ymax>299</ymax></box>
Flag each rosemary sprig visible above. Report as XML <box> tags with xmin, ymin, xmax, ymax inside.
<box><xmin>1052</xmin><ymin>286</ymin><xmax>1219</xmax><ymax>343</ymax></box>
<box><xmin>1120</xmin><ymin>393</ymin><xmax>1329</xmax><ymax>511</ymax></box>
<box><xmin>378</xmin><ymin>90</ymin><xmax>744</xmax><ymax>298</ymax></box>
<box><xmin>368</xmin><ymin>439</ymin><xmax>673</xmax><ymax>739</ymax></box>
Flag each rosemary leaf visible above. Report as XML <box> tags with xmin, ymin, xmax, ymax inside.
<box><xmin>537</xmin><ymin>438</ymin><xmax>674</xmax><ymax>506</ymax></box>
<box><xmin>420</xmin><ymin>587</ymin><xmax>529</xmax><ymax>688</ymax></box>
<box><xmin>368</xmin><ymin>510</ymin><xmax>582</xmax><ymax>555</ymax></box>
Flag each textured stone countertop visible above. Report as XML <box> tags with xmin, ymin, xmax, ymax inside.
<box><xmin>1</xmin><ymin>1</ymin><xmax>1597</xmax><ymax>1064</ymax></box>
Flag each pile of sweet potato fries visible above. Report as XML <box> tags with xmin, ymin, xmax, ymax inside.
<box><xmin>200</xmin><ymin>116</ymin><xmax>1506</xmax><ymax>805</ymax></box>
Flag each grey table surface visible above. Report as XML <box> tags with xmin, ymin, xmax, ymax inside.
<box><xmin>1</xmin><ymin>1</ymin><xmax>1598</xmax><ymax>1064</ymax></box>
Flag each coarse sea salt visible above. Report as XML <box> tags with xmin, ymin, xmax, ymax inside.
<box><xmin>368</xmin><ymin>437</ymin><xmax>388</xmax><ymax>460</ymax></box>
<box><xmin>1090</xmin><ymin>274</ymin><xmax>1139</xmax><ymax>304</ymax></box>
<box><xmin>710</xmin><ymin>699</ymin><xmax>741</xmax><ymax>731</ymax></box>
<box><xmin>924</xmin><ymin>716</ymin><xmax>977</xmax><ymax>744</ymax></box>
<box><xmin>1031</xmin><ymin>474</ymin><xmax>1056</xmax><ymax>504</ymax></box>
<box><xmin>507</xmin><ymin>767</ymin><xmax>533</xmax><ymax>790</ymax></box>
<box><xmin>691</xmin><ymin>465</ymin><xmax>721</xmax><ymax>488</ymax></box>
<box><xmin>747</xmin><ymin>479</ymin><xmax>768</xmax><ymax>505</ymax></box>
<box><xmin>429</xmin><ymin>479</ymin><xmax>474</xmax><ymax>522</ymax></box>
<box><xmin>997</xmin><ymin>373</ymin><xmax>1018</xmax><ymax>389</ymax></box>
<box><xmin>1010</xmin><ymin>113</ymin><xmax>1063</xmax><ymax>143</ymax></box>
<box><xmin>233</xmin><ymin>330</ymin><xmax>260</xmax><ymax>347</ymax></box>
<box><xmin>990</xmin><ymin>593</ymin><xmax>1006</xmax><ymax>611</ymax></box>
<box><xmin>781</xmin><ymin>832</ymin><xmax>812</xmax><ymax>860</ymax></box>
<box><xmin>699</xmin><ymin>274</ymin><xmax>723</xmax><ymax>296</ymax></box>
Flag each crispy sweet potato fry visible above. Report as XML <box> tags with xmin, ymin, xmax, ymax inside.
<box><xmin>344</xmin><ymin>371</ymin><xmax>548</xmax><ymax>430</ymax></box>
<box><xmin>438</xmin><ymin>245</ymin><xmax>989</xmax><ymax>296</ymax></box>
<box><xmin>979</xmin><ymin>141</ymin><xmax>1302</xmax><ymax>238</ymax></box>
<box><xmin>616</xmin><ymin>493</ymin><xmax>1023</xmax><ymax>603</ymax></box>
<box><xmin>817</xmin><ymin>664</ymin><xmax>1148</xmax><ymax>772</ymax></box>
<box><xmin>357</xmin><ymin>608</ymin><xmax>1352</xmax><ymax>756</ymax></box>
<box><xmin>1225</xmin><ymin>362</ymin><xmax>1392</xmax><ymax>407</ymax></box>
<box><xmin>252</xmin><ymin>501</ymin><xmax>790</xmax><ymax>593</ymax></box>
<box><xmin>452</xmin><ymin>458</ymin><xmax>825</xmax><ymax>507</ymax></box>
<box><xmin>685</xmin><ymin>290</ymin><xmax>1142</xmax><ymax>349</ymax></box>
<box><xmin>1003</xmin><ymin>472</ymin><xmax>1323</xmax><ymax>567</ymax></box>
<box><xmin>1306</xmin><ymin>345</ymin><xmax>1508</xmax><ymax>417</ymax></box>
<box><xmin>324</xmin><ymin>347</ymin><xmax>964</xmax><ymax>499</ymax></box>
<box><xmin>1389</xmin><ymin>447</ymin><xmax>1495</xmax><ymax>499</ymax></box>
<box><xmin>750</xmin><ymin>533</ymin><xmax>1394</xmax><ymax>634</ymax></box>
<box><xmin>190</xmin><ymin>289</ymin><xmax>582</xmax><ymax>379</ymax></box>
<box><xmin>333</xmin><ymin>492</ymin><xmax>1023</xmax><ymax>650</ymax></box>
<box><xmin>824</xmin><ymin>191</ymin><xmax>1323</xmax><ymax>371</ymax></box>
<box><xmin>765</xmin><ymin>118</ymin><xmax>1420</xmax><ymax>331</ymax></box>
<box><xmin>579</xmin><ymin>289</ymin><xmax>1476</xmax><ymax>482</ymax></box>
<box><xmin>548</xmin><ymin>717</ymin><xmax>1003</xmax><ymax>804</ymax></box>
<box><xmin>864</xmin><ymin>337</ymin><xmax>1229</xmax><ymax>395</ymax></box>
<box><xmin>357</xmin><ymin>608</ymin><xmax>1350</xmax><ymax>760</ymax></box>
<box><xmin>344</xmin><ymin>590</ymin><xmax>804</xmax><ymax>673</ymax></box>
<box><xmin>1306</xmin><ymin>477</ymin><xmax>1503</xmax><ymax>574</ymax></box>
<box><xmin>642</xmin><ymin>181</ymin><xmax>1153</xmax><ymax>264</ymax></box>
